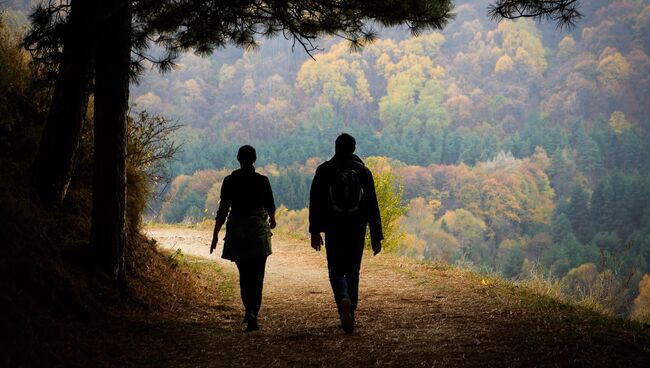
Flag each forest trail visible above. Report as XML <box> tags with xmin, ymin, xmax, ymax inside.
<box><xmin>129</xmin><ymin>226</ymin><xmax>649</xmax><ymax>367</ymax></box>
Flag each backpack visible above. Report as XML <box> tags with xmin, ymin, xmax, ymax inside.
<box><xmin>329</xmin><ymin>168</ymin><xmax>364</xmax><ymax>213</ymax></box>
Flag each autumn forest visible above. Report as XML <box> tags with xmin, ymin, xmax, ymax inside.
<box><xmin>104</xmin><ymin>0</ymin><xmax>650</xmax><ymax>319</ymax></box>
<box><xmin>2</xmin><ymin>1</ymin><xmax>650</xmax><ymax>362</ymax></box>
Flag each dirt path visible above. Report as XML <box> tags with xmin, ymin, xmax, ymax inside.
<box><xmin>136</xmin><ymin>227</ymin><xmax>649</xmax><ymax>367</ymax></box>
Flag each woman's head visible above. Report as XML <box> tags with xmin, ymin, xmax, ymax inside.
<box><xmin>237</xmin><ymin>145</ymin><xmax>257</xmax><ymax>166</ymax></box>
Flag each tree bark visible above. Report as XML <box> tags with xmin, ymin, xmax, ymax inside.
<box><xmin>90</xmin><ymin>0</ymin><xmax>131</xmax><ymax>281</ymax></box>
<box><xmin>31</xmin><ymin>0</ymin><xmax>95</xmax><ymax>206</ymax></box>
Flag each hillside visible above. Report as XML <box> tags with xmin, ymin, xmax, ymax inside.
<box><xmin>28</xmin><ymin>225</ymin><xmax>643</xmax><ymax>367</ymax></box>
<box><xmin>135</xmin><ymin>0</ymin><xmax>650</xmax><ymax>320</ymax></box>
<box><xmin>1</xmin><ymin>1</ymin><xmax>649</xmax><ymax>365</ymax></box>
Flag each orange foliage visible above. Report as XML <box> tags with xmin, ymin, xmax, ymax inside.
<box><xmin>632</xmin><ymin>274</ymin><xmax>650</xmax><ymax>322</ymax></box>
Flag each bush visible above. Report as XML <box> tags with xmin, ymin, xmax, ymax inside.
<box><xmin>365</xmin><ymin>157</ymin><xmax>408</xmax><ymax>251</ymax></box>
<box><xmin>275</xmin><ymin>205</ymin><xmax>309</xmax><ymax>240</ymax></box>
<box><xmin>125</xmin><ymin>110</ymin><xmax>180</xmax><ymax>235</ymax></box>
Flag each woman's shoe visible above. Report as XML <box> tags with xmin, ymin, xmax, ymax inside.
<box><xmin>339</xmin><ymin>298</ymin><xmax>354</xmax><ymax>333</ymax></box>
<box><xmin>244</xmin><ymin>312</ymin><xmax>259</xmax><ymax>331</ymax></box>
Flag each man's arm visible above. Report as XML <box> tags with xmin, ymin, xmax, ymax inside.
<box><xmin>365</xmin><ymin>169</ymin><xmax>383</xmax><ymax>255</ymax></box>
<box><xmin>264</xmin><ymin>176</ymin><xmax>277</xmax><ymax>229</ymax></box>
<box><xmin>309</xmin><ymin>166</ymin><xmax>326</xmax><ymax>251</ymax></box>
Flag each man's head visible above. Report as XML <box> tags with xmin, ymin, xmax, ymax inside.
<box><xmin>335</xmin><ymin>133</ymin><xmax>356</xmax><ymax>155</ymax></box>
<box><xmin>237</xmin><ymin>145</ymin><xmax>257</xmax><ymax>166</ymax></box>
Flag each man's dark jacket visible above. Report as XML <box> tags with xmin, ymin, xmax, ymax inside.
<box><xmin>309</xmin><ymin>154</ymin><xmax>383</xmax><ymax>243</ymax></box>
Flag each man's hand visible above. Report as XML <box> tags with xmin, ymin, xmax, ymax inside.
<box><xmin>311</xmin><ymin>233</ymin><xmax>323</xmax><ymax>251</ymax></box>
<box><xmin>210</xmin><ymin>237</ymin><xmax>218</xmax><ymax>254</ymax></box>
<box><xmin>371</xmin><ymin>239</ymin><xmax>382</xmax><ymax>256</ymax></box>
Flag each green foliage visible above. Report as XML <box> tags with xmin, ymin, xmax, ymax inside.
<box><xmin>365</xmin><ymin>158</ymin><xmax>408</xmax><ymax>252</ymax></box>
<box><xmin>168</xmin><ymin>248</ymin><xmax>185</xmax><ymax>269</ymax></box>
<box><xmin>567</xmin><ymin>184</ymin><xmax>593</xmax><ymax>243</ymax></box>
<box><xmin>268</xmin><ymin>169</ymin><xmax>311</xmax><ymax>210</ymax></box>
<box><xmin>502</xmin><ymin>245</ymin><xmax>525</xmax><ymax>278</ymax></box>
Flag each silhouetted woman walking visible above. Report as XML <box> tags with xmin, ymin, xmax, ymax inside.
<box><xmin>210</xmin><ymin>145</ymin><xmax>276</xmax><ymax>331</ymax></box>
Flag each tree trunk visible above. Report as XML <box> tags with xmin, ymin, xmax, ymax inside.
<box><xmin>90</xmin><ymin>0</ymin><xmax>131</xmax><ymax>281</ymax></box>
<box><xmin>31</xmin><ymin>0</ymin><xmax>95</xmax><ymax>206</ymax></box>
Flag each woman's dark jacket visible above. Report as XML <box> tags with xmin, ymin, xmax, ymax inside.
<box><xmin>216</xmin><ymin>166</ymin><xmax>276</xmax><ymax>261</ymax></box>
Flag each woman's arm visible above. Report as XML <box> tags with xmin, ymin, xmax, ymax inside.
<box><xmin>210</xmin><ymin>218</ymin><xmax>224</xmax><ymax>254</ymax></box>
<box><xmin>211</xmin><ymin>176</ymin><xmax>230</xmax><ymax>254</ymax></box>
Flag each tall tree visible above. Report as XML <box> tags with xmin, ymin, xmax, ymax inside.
<box><xmin>567</xmin><ymin>184</ymin><xmax>592</xmax><ymax>244</ymax></box>
<box><xmin>89</xmin><ymin>0</ymin><xmax>132</xmax><ymax>280</ymax></box>
<box><xmin>28</xmin><ymin>0</ymin><xmax>94</xmax><ymax>205</ymax></box>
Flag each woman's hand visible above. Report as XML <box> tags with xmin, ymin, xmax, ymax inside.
<box><xmin>311</xmin><ymin>233</ymin><xmax>323</xmax><ymax>251</ymax></box>
<box><xmin>269</xmin><ymin>213</ymin><xmax>277</xmax><ymax>229</ymax></box>
<box><xmin>210</xmin><ymin>237</ymin><xmax>218</xmax><ymax>254</ymax></box>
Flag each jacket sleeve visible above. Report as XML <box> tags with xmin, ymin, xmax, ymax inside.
<box><xmin>264</xmin><ymin>176</ymin><xmax>276</xmax><ymax>215</ymax></box>
<box><xmin>309</xmin><ymin>166</ymin><xmax>326</xmax><ymax>234</ymax></box>
<box><xmin>215</xmin><ymin>176</ymin><xmax>231</xmax><ymax>222</ymax></box>
<box><xmin>365</xmin><ymin>169</ymin><xmax>384</xmax><ymax>242</ymax></box>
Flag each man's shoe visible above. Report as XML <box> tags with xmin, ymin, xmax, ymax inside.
<box><xmin>244</xmin><ymin>313</ymin><xmax>259</xmax><ymax>331</ymax></box>
<box><xmin>245</xmin><ymin>319</ymin><xmax>259</xmax><ymax>332</ymax></box>
<box><xmin>339</xmin><ymin>298</ymin><xmax>354</xmax><ymax>334</ymax></box>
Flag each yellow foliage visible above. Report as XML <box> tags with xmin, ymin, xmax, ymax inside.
<box><xmin>597</xmin><ymin>51</ymin><xmax>631</xmax><ymax>95</ymax></box>
<box><xmin>204</xmin><ymin>181</ymin><xmax>222</xmax><ymax>217</ymax></box>
<box><xmin>558</xmin><ymin>35</ymin><xmax>577</xmax><ymax>60</ymax></box>
<box><xmin>494</xmin><ymin>54</ymin><xmax>514</xmax><ymax>74</ymax></box>
<box><xmin>430</xmin><ymin>65</ymin><xmax>445</xmax><ymax>78</ymax></box>
<box><xmin>275</xmin><ymin>206</ymin><xmax>310</xmax><ymax>240</ymax></box>
<box><xmin>428</xmin><ymin>199</ymin><xmax>442</xmax><ymax>218</ymax></box>
<box><xmin>608</xmin><ymin>111</ymin><xmax>632</xmax><ymax>134</ymax></box>
<box><xmin>424</xmin><ymin>230</ymin><xmax>460</xmax><ymax>262</ymax></box>
<box><xmin>355</xmin><ymin>73</ymin><xmax>373</xmax><ymax>103</ymax></box>
<box><xmin>375</xmin><ymin>52</ymin><xmax>393</xmax><ymax>75</ymax></box>
<box><xmin>218</xmin><ymin>64</ymin><xmax>236</xmax><ymax>89</ymax></box>
<box><xmin>396</xmin><ymin>233</ymin><xmax>427</xmax><ymax>260</ymax></box>
<box><xmin>497</xmin><ymin>20</ymin><xmax>547</xmax><ymax>72</ymax></box>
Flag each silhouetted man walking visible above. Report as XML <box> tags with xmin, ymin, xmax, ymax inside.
<box><xmin>309</xmin><ymin>133</ymin><xmax>383</xmax><ymax>333</ymax></box>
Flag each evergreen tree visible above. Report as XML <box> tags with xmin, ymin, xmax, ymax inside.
<box><xmin>548</xmin><ymin>149</ymin><xmax>572</xmax><ymax>199</ymax></box>
<box><xmin>577</xmin><ymin>137</ymin><xmax>603</xmax><ymax>184</ymax></box>
<box><xmin>592</xmin><ymin>231</ymin><xmax>621</xmax><ymax>253</ymax></box>
<box><xmin>567</xmin><ymin>184</ymin><xmax>593</xmax><ymax>244</ymax></box>
<box><xmin>561</xmin><ymin>233</ymin><xmax>584</xmax><ymax>269</ymax></box>
<box><xmin>502</xmin><ymin>245</ymin><xmax>525</xmax><ymax>278</ymax></box>
<box><xmin>591</xmin><ymin>178</ymin><xmax>616</xmax><ymax>234</ymax></box>
<box><xmin>551</xmin><ymin>212</ymin><xmax>573</xmax><ymax>244</ymax></box>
